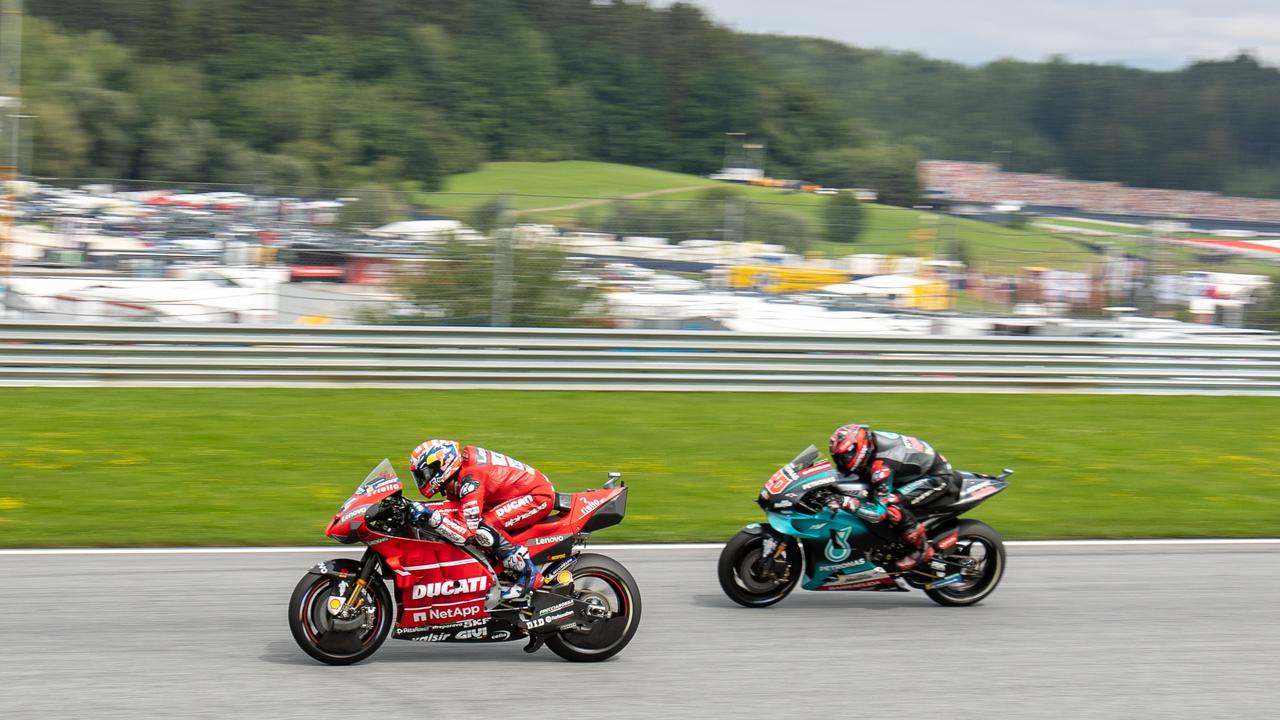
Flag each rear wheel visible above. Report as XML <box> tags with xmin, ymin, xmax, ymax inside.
<box><xmin>717</xmin><ymin>530</ymin><xmax>802</xmax><ymax>608</ymax></box>
<box><xmin>288</xmin><ymin>571</ymin><xmax>394</xmax><ymax>665</ymax></box>
<box><xmin>545</xmin><ymin>553</ymin><xmax>641</xmax><ymax>662</ymax></box>
<box><xmin>924</xmin><ymin>519</ymin><xmax>1006</xmax><ymax>607</ymax></box>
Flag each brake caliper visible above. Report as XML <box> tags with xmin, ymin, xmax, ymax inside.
<box><xmin>324</xmin><ymin>579</ymin><xmax>351</xmax><ymax>616</ymax></box>
<box><xmin>761</xmin><ymin>536</ymin><xmax>778</xmax><ymax>557</ymax></box>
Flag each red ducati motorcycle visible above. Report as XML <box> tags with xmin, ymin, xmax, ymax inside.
<box><xmin>288</xmin><ymin>460</ymin><xmax>641</xmax><ymax>665</ymax></box>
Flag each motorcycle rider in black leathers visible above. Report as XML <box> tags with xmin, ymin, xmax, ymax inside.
<box><xmin>827</xmin><ymin>424</ymin><xmax>956</xmax><ymax>571</ymax></box>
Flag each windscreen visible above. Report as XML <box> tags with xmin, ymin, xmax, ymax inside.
<box><xmin>356</xmin><ymin>459</ymin><xmax>401</xmax><ymax>494</ymax></box>
<box><xmin>763</xmin><ymin>445</ymin><xmax>823</xmax><ymax>496</ymax></box>
<box><xmin>788</xmin><ymin>445</ymin><xmax>821</xmax><ymax>471</ymax></box>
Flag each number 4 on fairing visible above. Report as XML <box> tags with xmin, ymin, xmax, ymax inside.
<box><xmin>718</xmin><ymin>445</ymin><xmax>1013</xmax><ymax>608</ymax></box>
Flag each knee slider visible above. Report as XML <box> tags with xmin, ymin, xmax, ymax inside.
<box><xmin>473</xmin><ymin>526</ymin><xmax>497</xmax><ymax>549</ymax></box>
<box><xmin>902</xmin><ymin>525</ymin><xmax>925</xmax><ymax>545</ymax></box>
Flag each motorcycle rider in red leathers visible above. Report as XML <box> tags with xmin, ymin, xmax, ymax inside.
<box><xmin>407</xmin><ymin>440</ymin><xmax>552</xmax><ymax>601</ymax></box>
<box><xmin>827</xmin><ymin>424</ymin><xmax>955</xmax><ymax>571</ymax></box>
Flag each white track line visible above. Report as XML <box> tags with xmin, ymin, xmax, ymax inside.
<box><xmin>0</xmin><ymin>539</ymin><xmax>1278</xmax><ymax>556</ymax></box>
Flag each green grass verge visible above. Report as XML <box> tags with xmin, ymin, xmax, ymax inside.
<box><xmin>1029</xmin><ymin>218</ymin><xmax>1279</xmax><ymax>276</ymax></box>
<box><xmin>1034</xmin><ymin>218</ymin><xmax>1150</xmax><ymax>235</ymax></box>
<box><xmin>1114</xmin><ymin>237</ymin><xmax>1279</xmax><ymax>277</ymax></box>
<box><xmin>1</xmin><ymin>389</ymin><xmax>1277</xmax><ymax>547</ymax></box>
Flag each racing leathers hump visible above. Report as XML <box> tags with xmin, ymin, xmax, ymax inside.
<box><xmin>867</xmin><ymin>431</ymin><xmax>950</xmax><ymax>491</ymax></box>
<box><xmin>446</xmin><ymin>446</ymin><xmax>555</xmax><ymax>535</ymax></box>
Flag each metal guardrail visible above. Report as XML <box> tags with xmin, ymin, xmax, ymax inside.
<box><xmin>0</xmin><ymin>322</ymin><xmax>1277</xmax><ymax>394</ymax></box>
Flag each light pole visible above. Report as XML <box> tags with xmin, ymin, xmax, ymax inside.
<box><xmin>0</xmin><ymin>99</ymin><xmax>17</xmax><ymax>287</ymax></box>
<box><xmin>0</xmin><ymin>0</ymin><xmax>22</xmax><ymax>289</ymax></box>
<box><xmin>491</xmin><ymin>193</ymin><xmax>515</xmax><ymax>327</ymax></box>
<box><xmin>722</xmin><ymin>132</ymin><xmax>745</xmax><ymax>172</ymax></box>
<box><xmin>13</xmin><ymin>112</ymin><xmax>32</xmax><ymax>178</ymax></box>
<box><xmin>744</xmin><ymin>142</ymin><xmax>766</xmax><ymax>179</ymax></box>
<box><xmin>992</xmin><ymin>139</ymin><xmax>1013</xmax><ymax>170</ymax></box>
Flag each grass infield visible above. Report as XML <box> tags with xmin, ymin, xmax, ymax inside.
<box><xmin>0</xmin><ymin>389</ymin><xmax>1276</xmax><ymax>546</ymax></box>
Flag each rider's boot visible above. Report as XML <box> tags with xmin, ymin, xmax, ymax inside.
<box><xmin>893</xmin><ymin>523</ymin><xmax>935</xmax><ymax>572</ymax></box>
<box><xmin>469</xmin><ymin>522</ymin><xmax>542</xmax><ymax>603</ymax></box>
<box><xmin>499</xmin><ymin>544</ymin><xmax>542</xmax><ymax>603</ymax></box>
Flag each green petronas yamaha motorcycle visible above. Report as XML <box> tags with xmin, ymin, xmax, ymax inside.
<box><xmin>718</xmin><ymin>446</ymin><xmax>1013</xmax><ymax>608</ymax></box>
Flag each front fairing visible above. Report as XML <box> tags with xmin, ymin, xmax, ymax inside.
<box><xmin>326</xmin><ymin>459</ymin><xmax>404</xmax><ymax>544</ymax></box>
<box><xmin>758</xmin><ymin>445</ymin><xmax>843</xmax><ymax>514</ymax></box>
<box><xmin>766</xmin><ymin>509</ymin><xmax>872</xmax><ymax>540</ymax></box>
<box><xmin>762</xmin><ymin>445</ymin><xmax>821</xmax><ymax>495</ymax></box>
<box><xmin>764</xmin><ymin>510</ymin><xmax>890</xmax><ymax>591</ymax></box>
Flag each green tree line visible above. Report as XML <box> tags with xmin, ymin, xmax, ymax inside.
<box><xmin>23</xmin><ymin>0</ymin><xmax>866</xmax><ymax>194</ymax></box>
<box><xmin>21</xmin><ymin>1</ymin><xmax>1280</xmax><ymax>202</ymax></box>
<box><xmin>748</xmin><ymin>36</ymin><xmax>1280</xmax><ymax>199</ymax></box>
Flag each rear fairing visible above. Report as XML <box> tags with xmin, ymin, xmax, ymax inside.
<box><xmin>919</xmin><ymin>472</ymin><xmax>1009</xmax><ymax>517</ymax></box>
<box><xmin>509</xmin><ymin>486</ymin><xmax>628</xmax><ymax>544</ymax></box>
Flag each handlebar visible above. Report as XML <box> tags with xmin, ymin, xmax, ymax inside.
<box><xmin>365</xmin><ymin>494</ymin><xmax>410</xmax><ymax>533</ymax></box>
<box><xmin>367</xmin><ymin>495</ymin><xmax>458</xmax><ymax>544</ymax></box>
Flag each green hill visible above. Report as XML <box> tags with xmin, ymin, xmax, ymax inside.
<box><xmin>414</xmin><ymin>161</ymin><xmax>1275</xmax><ymax>276</ymax></box>
<box><xmin>419</xmin><ymin>161</ymin><xmax>1088</xmax><ymax>271</ymax></box>
<box><xmin>421</xmin><ymin>161</ymin><xmax>720</xmax><ymax>212</ymax></box>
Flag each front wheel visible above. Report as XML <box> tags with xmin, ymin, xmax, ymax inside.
<box><xmin>718</xmin><ymin>529</ymin><xmax>802</xmax><ymax>608</ymax></box>
<box><xmin>545</xmin><ymin>553</ymin><xmax>641</xmax><ymax>662</ymax></box>
<box><xmin>924</xmin><ymin>519</ymin><xmax>1006</xmax><ymax>607</ymax></box>
<box><xmin>288</xmin><ymin>569</ymin><xmax>394</xmax><ymax>665</ymax></box>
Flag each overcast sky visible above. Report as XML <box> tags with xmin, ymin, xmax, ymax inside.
<box><xmin>667</xmin><ymin>0</ymin><xmax>1280</xmax><ymax>70</ymax></box>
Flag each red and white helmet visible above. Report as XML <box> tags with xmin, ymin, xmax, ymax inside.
<box><xmin>409</xmin><ymin>439</ymin><xmax>462</xmax><ymax>496</ymax></box>
<box><xmin>829</xmin><ymin>424</ymin><xmax>874</xmax><ymax>476</ymax></box>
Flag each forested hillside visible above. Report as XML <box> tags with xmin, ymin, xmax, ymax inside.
<box><xmin>749</xmin><ymin>35</ymin><xmax>1280</xmax><ymax>199</ymax></box>
<box><xmin>24</xmin><ymin>0</ymin><xmax>863</xmax><ymax>192</ymax></box>
<box><xmin>21</xmin><ymin>0</ymin><xmax>1280</xmax><ymax>201</ymax></box>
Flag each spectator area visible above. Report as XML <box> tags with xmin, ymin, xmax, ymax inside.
<box><xmin>921</xmin><ymin>161</ymin><xmax>1280</xmax><ymax>224</ymax></box>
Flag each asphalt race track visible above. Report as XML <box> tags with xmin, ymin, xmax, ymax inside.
<box><xmin>4</xmin><ymin>545</ymin><xmax>1278</xmax><ymax>719</ymax></box>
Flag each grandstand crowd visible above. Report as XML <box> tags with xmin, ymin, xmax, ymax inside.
<box><xmin>921</xmin><ymin>161</ymin><xmax>1280</xmax><ymax>223</ymax></box>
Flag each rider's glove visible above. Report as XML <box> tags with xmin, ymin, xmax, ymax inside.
<box><xmin>409</xmin><ymin>502</ymin><xmax>469</xmax><ymax>545</ymax></box>
<box><xmin>826</xmin><ymin>496</ymin><xmax>861</xmax><ymax>513</ymax></box>
<box><xmin>409</xmin><ymin>502</ymin><xmax>438</xmax><ymax>528</ymax></box>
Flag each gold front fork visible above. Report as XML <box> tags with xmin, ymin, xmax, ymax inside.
<box><xmin>346</xmin><ymin>578</ymin><xmax>369</xmax><ymax>609</ymax></box>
